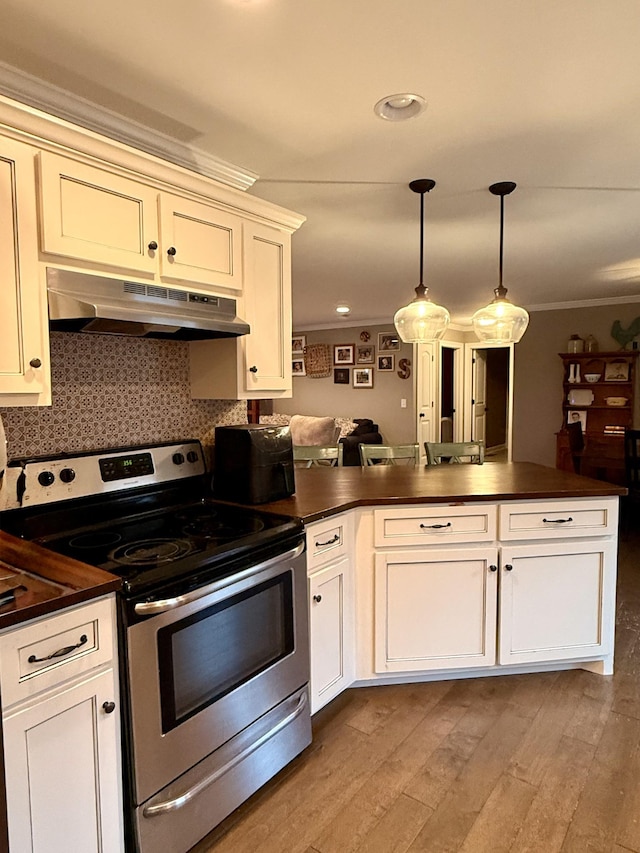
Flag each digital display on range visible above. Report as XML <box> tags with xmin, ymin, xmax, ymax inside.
<box><xmin>99</xmin><ymin>452</ymin><xmax>154</xmax><ymax>482</ymax></box>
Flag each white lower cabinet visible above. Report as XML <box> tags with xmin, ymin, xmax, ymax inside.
<box><xmin>498</xmin><ymin>539</ymin><xmax>617</xmax><ymax>665</ymax></box>
<box><xmin>374</xmin><ymin>547</ymin><xmax>498</xmax><ymax>673</ymax></box>
<box><xmin>306</xmin><ymin>514</ymin><xmax>355</xmax><ymax>713</ymax></box>
<box><xmin>0</xmin><ymin>595</ymin><xmax>124</xmax><ymax>853</ymax></box>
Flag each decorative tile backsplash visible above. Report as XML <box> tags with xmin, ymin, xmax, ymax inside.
<box><xmin>0</xmin><ymin>333</ymin><xmax>247</xmax><ymax>460</ymax></box>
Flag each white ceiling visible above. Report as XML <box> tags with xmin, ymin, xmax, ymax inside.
<box><xmin>2</xmin><ymin>0</ymin><xmax>640</xmax><ymax>329</ymax></box>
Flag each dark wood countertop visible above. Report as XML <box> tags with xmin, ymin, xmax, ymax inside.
<box><xmin>0</xmin><ymin>531</ymin><xmax>121</xmax><ymax>631</ymax></box>
<box><xmin>256</xmin><ymin>462</ymin><xmax>626</xmax><ymax>523</ymax></box>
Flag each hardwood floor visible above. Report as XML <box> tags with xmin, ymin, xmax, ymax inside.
<box><xmin>195</xmin><ymin>527</ymin><xmax>640</xmax><ymax>853</ymax></box>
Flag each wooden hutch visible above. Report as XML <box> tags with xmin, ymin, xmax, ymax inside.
<box><xmin>556</xmin><ymin>351</ymin><xmax>638</xmax><ymax>485</ymax></box>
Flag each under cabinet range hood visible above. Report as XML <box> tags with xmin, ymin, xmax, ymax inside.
<box><xmin>46</xmin><ymin>269</ymin><xmax>250</xmax><ymax>339</ymax></box>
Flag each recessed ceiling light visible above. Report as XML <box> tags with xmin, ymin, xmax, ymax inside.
<box><xmin>374</xmin><ymin>93</ymin><xmax>426</xmax><ymax>122</ymax></box>
<box><xmin>335</xmin><ymin>304</ymin><xmax>351</xmax><ymax>315</ymax></box>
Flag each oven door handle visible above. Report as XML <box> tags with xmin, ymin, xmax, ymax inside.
<box><xmin>133</xmin><ymin>539</ymin><xmax>305</xmax><ymax>616</ymax></box>
<box><xmin>142</xmin><ymin>690</ymin><xmax>308</xmax><ymax>818</ymax></box>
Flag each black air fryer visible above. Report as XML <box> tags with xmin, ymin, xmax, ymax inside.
<box><xmin>213</xmin><ymin>424</ymin><xmax>295</xmax><ymax>504</ymax></box>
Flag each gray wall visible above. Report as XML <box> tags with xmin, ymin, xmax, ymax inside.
<box><xmin>276</xmin><ymin>325</ymin><xmax>415</xmax><ymax>444</ymax></box>
<box><xmin>513</xmin><ymin>302</ymin><xmax>640</xmax><ymax>466</ymax></box>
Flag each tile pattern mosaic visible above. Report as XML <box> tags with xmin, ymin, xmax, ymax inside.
<box><xmin>0</xmin><ymin>333</ymin><xmax>247</xmax><ymax>460</ymax></box>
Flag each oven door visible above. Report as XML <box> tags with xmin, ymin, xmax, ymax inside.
<box><xmin>125</xmin><ymin>538</ymin><xmax>309</xmax><ymax>806</ymax></box>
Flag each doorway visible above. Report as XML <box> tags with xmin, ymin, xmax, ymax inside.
<box><xmin>464</xmin><ymin>344</ymin><xmax>514</xmax><ymax>461</ymax></box>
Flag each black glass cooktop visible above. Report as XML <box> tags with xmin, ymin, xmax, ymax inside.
<box><xmin>2</xmin><ymin>496</ymin><xmax>302</xmax><ymax>596</ymax></box>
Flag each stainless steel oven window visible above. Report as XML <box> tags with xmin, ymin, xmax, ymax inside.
<box><xmin>157</xmin><ymin>573</ymin><xmax>295</xmax><ymax>731</ymax></box>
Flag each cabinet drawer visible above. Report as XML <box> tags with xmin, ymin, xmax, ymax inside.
<box><xmin>0</xmin><ymin>596</ymin><xmax>115</xmax><ymax>708</ymax></box>
<box><xmin>374</xmin><ymin>504</ymin><xmax>497</xmax><ymax>547</ymax></box>
<box><xmin>306</xmin><ymin>513</ymin><xmax>352</xmax><ymax>573</ymax></box>
<box><xmin>498</xmin><ymin>498</ymin><xmax>619</xmax><ymax>541</ymax></box>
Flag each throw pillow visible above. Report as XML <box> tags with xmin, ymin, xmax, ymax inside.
<box><xmin>289</xmin><ymin>415</ymin><xmax>339</xmax><ymax>446</ymax></box>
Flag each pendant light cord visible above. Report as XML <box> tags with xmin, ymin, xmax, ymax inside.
<box><xmin>419</xmin><ymin>190</ymin><xmax>425</xmax><ymax>289</ymax></box>
<box><xmin>498</xmin><ymin>192</ymin><xmax>504</xmax><ymax>290</ymax></box>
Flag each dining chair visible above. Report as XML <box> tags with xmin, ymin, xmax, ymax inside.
<box><xmin>424</xmin><ymin>441</ymin><xmax>485</xmax><ymax>465</ymax></box>
<box><xmin>359</xmin><ymin>444</ymin><xmax>421</xmax><ymax>466</ymax></box>
<box><xmin>293</xmin><ymin>444</ymin><xmax>344</xmax><ymax>467</ymax></box>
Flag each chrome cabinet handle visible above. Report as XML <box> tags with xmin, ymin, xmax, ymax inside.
<box><xmin>543</xmin><ymin>517</ymin><xmax>574</xmax><ymax>524</ymax></box>
<box><xmin>315</xmin><ymin>534</ymin><xmax>339</xmax><ymax>547</ymax></box>
<box><xmin>28</xmin><ymin>633</ymin><xmax>88</xmax><ymax>663</ymax></box>
<box><xmin>134</xmin><ymin>540</ymin><xmax>305</xmax><ymax>615</ymax></box>
<box><xmin>143</xmin><ymin>691</ymin><xmax>308</xmax><ymax>817</ymax></box>
<box><xmin>420</xmin><ymin>522</ymin><xmax>452</xmax><ymax>529</ymax></box>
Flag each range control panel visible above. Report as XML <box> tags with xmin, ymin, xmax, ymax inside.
<box><xmin>15</xmin><ymin>441</ymin><xmax>205</xmax><ymax>507</ymax></box>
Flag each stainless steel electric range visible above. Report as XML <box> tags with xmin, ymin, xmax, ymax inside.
<box><xmin>0</xmin><ymin>440</ymin><xmax>311</xmax><ymax>853</ymax></box>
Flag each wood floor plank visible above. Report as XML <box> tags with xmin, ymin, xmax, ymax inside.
<box><xmin>457</xmin><ymin>772</ymin><xmax>537</xmax><ymax>853</ymax></box>
<box><xmin>352</xmin><ymin>793</ymin><xmax>433</xmax><ymax>853</ymax></box>
<box><xmin>312</xmin><ymin>687</ymin><xmax>470</xmax><ymax>853</ymax></box>
<box><xmin>561</xmin><ymin>712</ymin><xmax>640</xmax><ymax>853</ymax></box>
<box><xmin>406</xmin><ymin>701</ymin><xmax>533</xmax><ymax>852</ymax></box>
<box><xmin>509</xmin><ymin>734</ymin><xmax>596</xmax><ymax>853</ymax></box>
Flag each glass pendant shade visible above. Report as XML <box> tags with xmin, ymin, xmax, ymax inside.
<box><xmin>472</xmin><ymin>181</ymin><xmax>529</xmax><ymax>344</ymax></box>
<box><xmin>394</xmin><ymin>178</ymin><xmax>450</xmax><ymax>344</ymax></box>
<box><xmin>394</xmin><ymin>290</ymin><xmax>450</xmax><ymax>343</ymax></box>
<box><xmin>471</xmin><ymin>286</ymin><xmax>529</xmax><ymax>343</ymax></box>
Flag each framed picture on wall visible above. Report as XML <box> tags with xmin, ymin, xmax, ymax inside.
<box><xmin>334</xmin><ymin>344</ymin><xmax>354</xmax><ymax>365</ymax></box>
<box><xmin>378</xmin><ymin>332</ymin><xmax>400</xmax><ymax>352</ymax></box>
<box><xmin>292</xmin><ymin>358</ymin><xmax>306</xmax><ymax>376</ymax></box>
<box><xmin>377</xmin><ymin>354</ymin><xmax>395</xmax><ymax>371</ymax></box>
<box><xmin>356</xmin><ymin>345</ymin><xmax>374</xmax><ymax>364</ymax></box>
<box><xmin>353</xmin><ymin>367</ymin><xmax>373</xmax><ymax>388</ymax></box>
<box><xmin>292</xmin><ymin>335</ymin><xmax>306</xmax><ymax>354</ymax></box>
<box><xmin>333</xmin><ymin>368</ymin><xmax>350</xmax><ymax>384</ymax></box>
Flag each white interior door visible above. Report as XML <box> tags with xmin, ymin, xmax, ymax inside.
<box><xmin>463</xmin><ymin>343</ymin><xmax>515</xmax><ymax>461</ymax></box>
<box><xmin>415</xmin><ymin>343</ymin><xmax>436</xmax><ymax>460</ymax></box>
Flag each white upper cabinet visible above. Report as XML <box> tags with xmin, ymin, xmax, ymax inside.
<box><xmin>190</xmin><ymin>221</ymin><xmax>293</xmax><ymax>399</ymax></box>
<box><xmin>158</xmin><ymin>193</ymin><xmax>242</xmax><ymax>290</ymax></box>
<box><xmin>0</xmin><ymin>138</ymin><xmax>50</xmax><ymax>405</ymax></box>
<box><xmin>38</xmin><ymin>152</ymin><xmax>244</xmax><ymax>292</ymax></box>
<box><xmin>38</xmin><ymin>151</ymin><xmax>159</xmax><ymax>275</ymax></box>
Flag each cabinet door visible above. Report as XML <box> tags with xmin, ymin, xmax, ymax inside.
<box><xmin>374</xmin><ymin>547</ymin><xmax>498</xmax><ymax>673</ymax></box>
<box><xmin>416</xmin><ymin>342</ymin><xmax>436</xmax><ymax>461</ymax></box>
<box><xmin>499</xmin><ymin>539</ymin><xmax>617</xmax><ymax>665</ymax></box>
<box><xmin>38</xmin><ymin>151</ymin><xmax>158</xmax><ymax>274</ymax></box>
<box><xmin>242</xmin><ymin>221</ymin><xmax>292</xmax><ymax>394</ymax></box>
<box><xmin>158</xmin><ymin>193</ymin><xmax>243</xmax><ymax>290</ymax></box>
<box><xmin>3</xmin><ymin>668</ymin><xmax>124</xmax><ymax>853</ymax></box>
<box><xmin>309</xmin><ymin>556</ymin><xmax>355</xmax><ymax>713</ymax></box>
<box><xmin>0</xmin><ymin>139</ymin><xmax>49</xmax><ymax>401</ymax></box>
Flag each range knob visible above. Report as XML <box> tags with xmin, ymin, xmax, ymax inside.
<box><xmin>172</xmin><ymin>452</ymin><xmax>185</xmax><ymax>466</ymax></box>
<box><xmin>187</xmin><ymin>451</ymin><xmax>199</xmax><ymax>464</ymax></box>
<box><xmin>59</xmin><ymin>468</ymin><xmax>76</xmax><ymax>484</ymax></box>
<box><xmin>37</xmin><ymin>471</ymin><xmax>55</xmax><ymax>487</ymax></box>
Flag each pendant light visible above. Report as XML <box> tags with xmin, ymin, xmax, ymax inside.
<box><xmin>471</xmin><ymin>181</ymin><xmax>529</xmax><ymax>344</ymax></box>
<box><xmin>394</xmin><ymin>179</ymin><xmax>450</xmax><ymax>343</ymax></box>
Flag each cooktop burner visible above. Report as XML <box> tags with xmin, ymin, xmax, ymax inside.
<box><xmin>110</xmin><ymin>538</ymin><xmax>194</xmax><ymax>566</ymax></box>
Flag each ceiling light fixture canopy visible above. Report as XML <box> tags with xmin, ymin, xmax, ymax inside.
<box><xmin>393</xmin><ymin>179</ymin><xmax>450</xmax><ymax>344</ymax></box>
<box><xmin>471</xmin><ymin>181</ymin><xmax>529</xmax><ymax>344</ymax></box>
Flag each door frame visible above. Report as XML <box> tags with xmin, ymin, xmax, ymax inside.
<box><xmin>463</xmin><ymin>342</ymin><xmax>515</xmax><ymax>461</ymax></box>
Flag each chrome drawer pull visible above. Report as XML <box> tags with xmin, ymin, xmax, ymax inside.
<box><xmin>28</xmin><ymin>633</ymin><xmax>88</xmax><ymax>663</ymax></box>
<box><xmin>420</xmin><ymin>522</ymin><xmax>452</xmax><ymax>530</ymax></box>
<box><xmin>315</xmin><ymin>533</ymin><xmax>339</xmax><ymax>547</ymax></box>
<box><xmin>542</xmin><ymin>517</ymin><xmax>574</xmax><ymax>524</ymax></box>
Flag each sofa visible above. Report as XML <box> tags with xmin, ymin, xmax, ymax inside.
<box><xmin>258</xmin><ymin>414</ymin><xmax>382</xmax><ymax>466</ymax></box>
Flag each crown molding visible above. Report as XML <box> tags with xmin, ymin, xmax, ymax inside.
<box><xmin>0</xmin><ymin>61</ymin><xmax>259</xmax><ymax>191</ymax></box>
<box><xmin>528</xmin><ymin>294</ymin><xmax>640</xmax><ymax>312</ymax></box>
